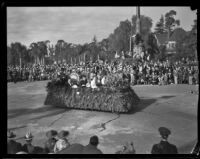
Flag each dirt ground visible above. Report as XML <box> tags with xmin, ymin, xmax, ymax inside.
<box><xmin>7</xmin><ymin>81</ymin><xmax>198</xmax><ymax>154</ymax></box>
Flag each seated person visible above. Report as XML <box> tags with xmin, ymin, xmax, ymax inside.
<box><xmin>79</xmin><ymin>75</ymin><xmax>87</xmax><ymax>87</ymax></box>
<box><xmin>91</xmin><ymin>75</ymin><xmax>98</xmax><ymax>89</ymax></box>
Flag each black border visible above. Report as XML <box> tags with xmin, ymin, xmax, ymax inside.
<box><xmin>1</xmin><ymin>0</ymin><xmax>199</xmax><ymax>158</ymax></box>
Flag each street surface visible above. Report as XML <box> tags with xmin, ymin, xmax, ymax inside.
<box><xmin>7</xmin><ymin>81</ymin><xmax>198</xmax><ymax>154</ymax></box>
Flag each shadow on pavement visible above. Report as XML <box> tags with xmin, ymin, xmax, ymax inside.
<box><xmin>128</xmin><ymin>98</ymin><xmax>157</xmax><ymax>114</ymax></box>
<box><xmin>159</xmin><ymin>95</ymin><xmax>176</xmax><ymax>99</ymax></box>
<box><xmin>8</xmin><ymin>105</ymin><xmax>70</xmax><ymax>119</ymax></box>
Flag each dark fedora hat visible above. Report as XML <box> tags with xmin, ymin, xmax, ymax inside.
<box><xmin>159</xmin><ymin>127</ymin><xmax>171</xmax><ymax>137</ymax></box>
<box><xmin>7</xmin><ymin>131</ymin><xmax>16</xmax><ymax>139</ymax></box>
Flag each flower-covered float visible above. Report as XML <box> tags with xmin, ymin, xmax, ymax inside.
<box><xmin>44</xmin><ymin>71</ymin><xmax>140</xmax><ymax>113</ymax></box>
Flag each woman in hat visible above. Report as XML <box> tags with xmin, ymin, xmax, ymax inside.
<box><xmin>44</xmin><ymin>130</ymin><xmax>58</xmax><ymax>153</ymax></box>
<box><xmin>54</xmin><ymin>130</ymin><xmax>70</xmax><ymax>153</ymax></box>
<box><xmin>22</xmin><ymin>132</ymin><xmax>35</xmax><ymax>154</ymax></box>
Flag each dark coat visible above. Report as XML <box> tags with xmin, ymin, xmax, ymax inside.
<box><xmin>151</xmin><ymin>140</ymin><xmax>178</xmax><ymax>154</ymax></box>
<box><xmin>57</xmin><ymin>143</ymin><xmax>84</xmax><ymax>154</ymax></box>
<box><xmin>82</xmin><ymin>144</ymin><xmax>103</xmax><ymax>154</ymax></box>
<box><xmin>7</xmin><ymin>139</ymin><xmax>23</xmax><ymax>154</ymax></box>
<box><xmin>44</xmin><ymin>138</ymin><xmax>57</xmax><ymax>153</ymax></box>
<box><xmin>22</xmin><ymin>143</ymin><xmax>35</xmax><ymax>154</ymax></box>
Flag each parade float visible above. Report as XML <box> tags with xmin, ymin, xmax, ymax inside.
<box><xmin>44</xmin><ymin>71</ymin><xmax>140</xmax><ymax>113</ymax></box>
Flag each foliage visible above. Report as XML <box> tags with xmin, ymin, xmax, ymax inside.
<box><xmin>131</xmin><ymin>15</ymin><xmax>153</xmax><ymax>37</ymax></box>
<box><xmin>7</xmin><ymin>10</ymin><xmax>196</xmax><ymax>65</ymax></box>
<box><xmin>164</xmin><ymin>10</ymin><xmax>180</xmax><ymax>39</ymax></box>
<box><xmin>144</xmin><ymin>33</ymin><xmax>160</xmax><ymax>59</ymax></box>
<box><xmin>108</xmin><ymin>20</ymin><xmax>132</xmax><ymax>52</ymax></box>
<box><xmin>154</xmin><ymin>15</ymin><xmax>167</xmax><ymax>34</ymax></box>
<box><xmin>45</xmin><ymin>77</ymin><xmax>140</xmax><ymax>113</ymax></box>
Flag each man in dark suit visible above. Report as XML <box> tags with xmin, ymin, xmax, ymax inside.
<box><xmin>7</xmin><ymin>131</ymin><xmax>23</xmax><ymax>154</ymax></box>
<box><xmin>151</xmin><ymin>127</ymin><xmax>178</xmax><ymax>154</ymax></box>
<box><xmin>82</xmin><ymin>135</ymin><xmax>103</xmax><ymax>154</ymax></box>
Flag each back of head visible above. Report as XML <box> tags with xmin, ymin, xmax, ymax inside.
<box><xmin>159</xmin><ymin>127</ymin><xmax>171</xmax><ymax>140</ymax></box>
<box><xmin>89</xmin><ymin>135</ymin><xmax>99</xmax><ymax>147</ymax></box>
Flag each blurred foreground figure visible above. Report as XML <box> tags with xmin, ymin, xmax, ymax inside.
<box><xmin>151</xmin><ymin>127</ymin><xmax>178</xmax><ymax>154</ymax></box>
<box><xmin>7</xmin><ymin>131</ymin><xmax>22</xmax><ymax>154</ymax></box>
<box><xmin>82</xmin><ymin>135</ymin><xmax>103</xmax><ymax>154</ymax></box>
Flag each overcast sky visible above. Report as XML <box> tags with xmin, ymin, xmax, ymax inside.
<box><xmin>7</xmin><ymin>7</ymin><xmax>197</xmax><ymax>47</ymax></box>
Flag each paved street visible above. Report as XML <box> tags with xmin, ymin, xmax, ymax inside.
<box><xmin>7</xmin><ymin>81</ymin><xmax>198</xmax><ymax>154</ymax></box>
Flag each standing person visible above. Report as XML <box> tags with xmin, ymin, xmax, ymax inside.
<box><xmin>82</xmin><ymin>135</ymin><xmax>103</xmax><ymax>154</ymax></box>
<box><xmin>173</xmin><ymin>68</ymin><xmax>178</xmax><ymax>84</ymax></box>
<box><xmin>25</xmin><ymin>68</ymin><xmax>29</xmax><ymax>82</ymax></box>
<box><xmin>151</xmin><ymin>127</ymin><xmax>178</xmax><ymax>154</ymax></box>
<box><xmin>7</xmin><ymin>131</ymin><xmax>22</xmax><ymax>154</ymax></box>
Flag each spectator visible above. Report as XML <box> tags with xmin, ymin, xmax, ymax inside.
<box><xmin>54</xmin><ymin>130</ymin><xmax>70</xmax><ymax>153</ymax></box>
<box><xmin>151</xmin><ymin>127</ymin><xmax>178</xmax><ymax>154</ymax></box>
<box><xmin>44</xmin><ymin>130</ymin><xmax>58</xmax><ymax>153</ymax></box>
<box><xmin>22</xmin><ymin>132</ymin><xmax>35</xmax><ymax>154</ymax></box>
<box><xmin>82</xmin><ymin>135</ymin><xmax>103</xmax><ymax>154</ymax></box>
<box><xmin>7</xmin><ymin>130</ymin><xmax>23</xmax><ymax>154</ymax></box>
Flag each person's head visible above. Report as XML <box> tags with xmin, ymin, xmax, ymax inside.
<box><xmin>58</xmin><ymin>130</ymin><xmax>69</xmax><ymax>139</ymax></box>
<box><xmin>89</xmin><ymin>135</ymin><xmax>99</xmax><ymax>147</ymax></box>
<box><xmin>7</xmin><ymin>130</ymin><xmax>16</xmax><ymax>140</ymax></box>
<box><xmin>46</xmin><ymin>130</ymin><xmax>58</xmax><ymax>139</ymax></box>
<box><xmin>158</xmin><ymin>127</ymin><xmax>171</xmax><ymax>140</ymax></box>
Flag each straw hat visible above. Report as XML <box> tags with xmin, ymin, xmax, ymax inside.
<box><xmin>24</xmin><ymin>132</ymin><xmax>34</xmax><ymax>141</ymax></box>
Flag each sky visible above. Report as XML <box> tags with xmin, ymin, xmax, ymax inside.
<box><xmin>7</xmin><ymin>7</ymin><xmax>197</xmax><ymax>47</ymax></box>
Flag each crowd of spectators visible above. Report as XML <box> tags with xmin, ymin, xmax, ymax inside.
<box><xmin>7</xmin><ymin>126</ymin><xmax>178</xmax><ymax>154</ymax></box>
<box><xmin>7</xmin><ymin>58</ymin><xmax>199</xmax><ymax>86</ymax></box>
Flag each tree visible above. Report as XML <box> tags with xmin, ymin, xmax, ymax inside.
<box><xmin>154</xmin><ymin>15</ymin><xmax>166</xmax><ymax>34</ymax></box>
<box><xmin>10</xmin><ymin>42</ymin><xmax>27</xmax><ymax>67</ymax></box>
<box><xmin>37</xmin><ymin>41</ymin><xmax>49</xmax><ymax>65</ymax></box>
<box><xmin>7</xmin><ymin>46</ymin><xmax>12</xmax><ymax>66</ymax></box>
<box><xmin>55</xmin><ymin>40</ymin><xmax>65</xmax><ymax>63</ymax></box>
<box><xmin>92</xmin><ymin>35</ymin><xmax>97</xmax><ymax>44</ymax></box>
<box><xmin>29</xmin><ymin>42</ymin><xmax>39</xmax><ymax>64</ymax></box>
<box><xmin>164</xmin><ymin>10</ymin><xmax>180</xmax><ymax>40</ymax></box>
<box><xmin>131</xmin><ymin>15</ymin><xmax>153</xmax><ymax>37</ymax></box>
<box><xmin>144</xmin><ymin>33</ymin><xmax>160</xmax><ymax>59</ymax></box>
<box><xmin>108</xmin><ymin>19</ymin><xmax>132</xmax><ymax>52</ymax></box>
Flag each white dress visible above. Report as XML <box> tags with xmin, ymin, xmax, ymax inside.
<box><xmin>91</xmin><ymin>77</ymin><xmax>97</xmax><ymax>89</ymax></box>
